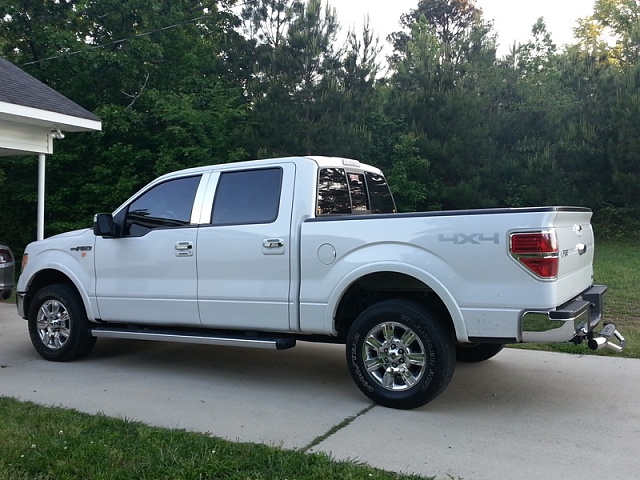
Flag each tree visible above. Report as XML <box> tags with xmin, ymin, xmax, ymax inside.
<box><xmin>241</xmin><ymin>0</ymin><xmax>384</xmax><ymax>159</ymax></box>
<box><xmin>0</xmin><ymin>0</ymin><xmax>251</xmax><ymax>244</ymax></box>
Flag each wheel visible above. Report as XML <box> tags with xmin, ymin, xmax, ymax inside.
<box><xmin>28</xmin><ymin>284</ymin><xmax>96</xmax><ymax>362</ymax></box>
<box><xmin>455</xmin><ymin>343</ymin><xmax>504</xmax><ymax>363</ymax></box>
<box><xmin>346</xmin><ymin>299</ymin><xmax>455</xmax><ymax>410</ymax></box>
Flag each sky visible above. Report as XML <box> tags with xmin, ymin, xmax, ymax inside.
<box><xmin>332</xmin><ymin>0</ymin><xmax>597</xmax><ymax>57</ymax></box>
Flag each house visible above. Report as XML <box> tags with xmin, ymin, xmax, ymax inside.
<box><xmin>0</xmin><ymin>56</ymin><xmax>102</xmax><ymax>240</ymax></box>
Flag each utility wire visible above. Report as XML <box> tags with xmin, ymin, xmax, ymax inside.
<box><xmin>16</xmin><ymin>1</ymin><xmax>257</xmax><ymax>67</ymax></box>
<box><xmin>19</xmin><ymin>5</ymin><xmax>247</xmax><ymax>67</ymax></box>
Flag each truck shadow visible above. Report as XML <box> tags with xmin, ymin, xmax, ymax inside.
<box><xmin>88</xmin><ymin>339</ymin><xmax>561</xmax><ymax>412</ymax></box>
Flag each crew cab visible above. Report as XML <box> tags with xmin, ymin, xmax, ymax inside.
<box><xmin>16</xmin><ymin>156</ymin><xmax>625</xmax><ymax>409</ymax></box>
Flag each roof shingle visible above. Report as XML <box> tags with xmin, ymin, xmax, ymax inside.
<box><xmin>0</xmin><ymin>57</ymin><xmax>100</xmax><ymax>122</ymax></box>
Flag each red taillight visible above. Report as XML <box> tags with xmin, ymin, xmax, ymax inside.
<box><xmin>510</xmin><ymin>231</ymin><xmax>559</xmax><ymax>279</ymax></box>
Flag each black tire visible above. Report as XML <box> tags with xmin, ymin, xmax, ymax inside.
<box><xmin>28</xmin><ymin>284</ymin><xmax>96</xmax><ymax>362</ymax></box>
<box><xmin>455</xmin><ymin>343</ymin><xmax>504</xmax><ymax>363</ymax></box>
<box><xmin>346</xmin><ymin>299</ymin><xmax>455</xmax><ymax>410</ymax></box>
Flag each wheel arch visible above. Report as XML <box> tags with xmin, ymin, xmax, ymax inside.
<box><xmin>22</xmin><ymin>267</ymin><xmax>96</xmax><ymax>322</ymax></box>
<box><xmin>328</xmin><ymin>263</ymin><xmax>469</xmax><ymax>343</ymax></box>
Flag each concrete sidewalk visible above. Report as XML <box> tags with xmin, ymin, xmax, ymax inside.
<box><xmin>1</xmin><ymin>302</ymin><xmax>639</xmax><ymax>479</ymax></box>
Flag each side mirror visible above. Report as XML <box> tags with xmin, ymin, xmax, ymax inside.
<box><xmin>93</xmin><ymin>213</ymin><xmax>117</xmax><ymax>237</ymax></box>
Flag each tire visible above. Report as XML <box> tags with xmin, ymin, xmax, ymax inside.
<box><xmin>346</xmin><ymin>299</ymin><xmax>455</xmax><ymax>410</ymax></box>
<box><xmin>28</xmin><ymin>284</ymin><xmax>96</xmax><ymax>362</ymax></box>
<box><xmin>455</xmin><ymin>343</ymin><xmax>504</xmax><ymax>363</ymax></box>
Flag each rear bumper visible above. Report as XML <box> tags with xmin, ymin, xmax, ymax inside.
<box><xmin>521</xmin><ymin>285</ymin><xmax>611</xmax><ymax>344</ymax></box>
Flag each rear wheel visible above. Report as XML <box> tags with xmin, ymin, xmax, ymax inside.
<box><xmin>455</xmin><ymin>343</ymin><xmax>504</xmax><ymax>363</ymax></box>
<box><xmin>28</xmin><ymin>284</ymin><xmax>96</xmax><ymax>362</ymax></box>
<box><xmin>346</xmin><ymin>299</ymin><xmax>455</xmax><ymax>410</ymax></box>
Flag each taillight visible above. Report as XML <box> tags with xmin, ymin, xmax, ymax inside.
<box><xmin>510</xmin><ymin>231</ymin><xmax>559</xmax><ymax>279</ymax></box>
<box><xmin>0</xmin><ymin>249</ymin><xmax>12</xmax><ymax>264</ymax></box>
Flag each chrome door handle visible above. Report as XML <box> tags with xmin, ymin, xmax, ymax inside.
<box><xmin>175</xmin><ymin>241</ymin><xmax>193</xmax><ymax>250</ymax></box>
<box><xmin>175</xmin><ymin>241</ymin><xmax>194</xmax><ymax>257</ymax></box>
<box><xmin>263</xmin><ymin>239</ymin><xmax>284</xmax><ymax>249</ymax></box>
<box><xmin>262</xmin><ymin>238</ymin><xmax>285</xmax><ymax>255</ymax></box>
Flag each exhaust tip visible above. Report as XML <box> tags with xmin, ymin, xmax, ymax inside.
<box><xmin>588</xmin><ymin>337</ymin><xmax>605</xmax><ymax>351</ymax></box>
<box><xmin>587</xmin><ymin>324</ymin><xmax>625</xmax><ymax>353</ymax></box>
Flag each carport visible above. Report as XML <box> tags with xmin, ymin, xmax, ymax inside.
<box><xmin>0</xmin><ymin>57</ymin><xmax>102</xmax><ymax>240</ymax></box>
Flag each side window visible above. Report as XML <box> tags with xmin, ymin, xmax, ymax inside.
<box><xmin>125</xmin><ymin>175</ymin><xmax>201</xmax><ymax>236</ymax></box>
<box><xmin>317</xmin><ymin>168</ymin><xmax>351</xmax><ymax>215</ymax></box>
<box><xmin>211</xmin><ymin>168</ymin><xmax>282</xmax><ymax>225</ymax></box>
<box><xmin>366</xmin><ymin>172</ymin><xmax>396</xmax><ymax>214</ymax></box>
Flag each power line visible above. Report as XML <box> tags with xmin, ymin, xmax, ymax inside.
<box><xmin>20</xmin><ymin>12</ymin><xmax>211</xmax><ymax>66</ymax></box>
<box><xmin>16</xmin><ymin>1</ymin><xmax>254</xmax><ymax>67</ymax></box>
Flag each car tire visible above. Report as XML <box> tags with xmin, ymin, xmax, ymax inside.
<box><xmin>28</xmin><ymin>284</ymin><xmax>96</xmax><ymax>362</ymax></box>
<box><xmin>346</xmin><ymin>299</ymin><xmax>455</xmax><ymax>410</ymax></box>
<box><xmin>455</xmin><ymin>343</ymin><xmax>504</xmax><ymax>363</ymax></box>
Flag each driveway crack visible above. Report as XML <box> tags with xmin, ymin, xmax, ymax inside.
<box><xmin>301</xmin><ymin>404</ymin><xmax>375</xmax><ymax>453</ymax></box>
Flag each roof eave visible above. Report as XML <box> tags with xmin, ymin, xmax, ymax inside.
<box><xmin>0</xmin><ymin>101</ymin><xmax>102</xmax><ymax>132</ymax></box>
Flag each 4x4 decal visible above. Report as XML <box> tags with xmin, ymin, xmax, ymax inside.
<box><xmin>438</xmin><ymin>233</ymin><xmax>500</xmax><ymax>245</ymax></box>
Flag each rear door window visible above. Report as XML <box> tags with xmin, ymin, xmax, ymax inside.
<box><xmin>211</xmin><ymin>168</ymin><xmax>283</xmax><ymax>225</ymax></box>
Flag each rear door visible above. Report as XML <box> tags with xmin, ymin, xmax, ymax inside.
<box><xmin>196</xmin><ymin>164</ymin><xmax>295</xmax><ymax>331</ymax></box>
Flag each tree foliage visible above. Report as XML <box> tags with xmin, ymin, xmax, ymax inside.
<box><xmin>1</xmin><ymin>0</ymin><xmax>640</xmax><ymax>253</ymax></box>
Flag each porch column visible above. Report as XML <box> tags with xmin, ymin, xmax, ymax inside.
<box><xmin>37</xmin><ymin>153</ymin><xmax>45</xmax><ymax>241</ymax></box>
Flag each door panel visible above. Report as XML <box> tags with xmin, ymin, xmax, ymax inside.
<box><xmin>94</xmin><ymin>174</ymin><xmax>203</xmax><ymax>326</ymax></box>
<box><xmin>94</xmin><ymin>229</ymin><xmax>199</xmax><ymax>325</ymax></box>
<box><xmin>197</xmin><ymin>164</ymin><xmax>294</xmax><ymax>331</ymax></box>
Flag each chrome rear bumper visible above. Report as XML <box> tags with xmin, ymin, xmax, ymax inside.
<box><xmin>521</xmin><ymin>285</ymin><xmax>625</xmax><ymax>352</ymax></box>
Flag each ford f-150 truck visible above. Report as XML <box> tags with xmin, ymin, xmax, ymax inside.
<box><xmin>16</xmin><ymin>156</ymin><xmax>625</xmax><ymax>409</ymax></box>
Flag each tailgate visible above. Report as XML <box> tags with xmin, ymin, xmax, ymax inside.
<box><xmin>554</xmin><ymin>209</ymin><xmax>595</xmax><ymax>299</ymax></box>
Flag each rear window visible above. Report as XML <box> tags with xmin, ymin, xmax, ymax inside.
<box><xmin>366</xmin><ymin>172</ymin><xmax>395</xmax><ymax>214</ymax></box>
<box><xmin>317</xmin><ymin>168</ymin><xmax>396</xmax><ymax>216</ymax></box>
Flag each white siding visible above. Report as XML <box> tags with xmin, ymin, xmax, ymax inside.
<box><xmin>0</xmin><ymin>119</ymin><xmax>51</xmax><ymax>154</ymax></box>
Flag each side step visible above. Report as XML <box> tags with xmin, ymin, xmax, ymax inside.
<box><xmin>91</xmin><ymin>326</ymin><xmax>296</xmax><ymax>350</ymax></box>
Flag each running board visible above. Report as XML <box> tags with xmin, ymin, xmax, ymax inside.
<box><xmin>91</xmin><ymin>326</ymin><xmax>297</xmax><ymax>350</ymax></box>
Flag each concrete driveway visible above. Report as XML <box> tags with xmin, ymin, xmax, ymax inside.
<box><xmin>1</xmin><ymin>301</ymin><xmax>639</xmax><ymax>480</ymax></box>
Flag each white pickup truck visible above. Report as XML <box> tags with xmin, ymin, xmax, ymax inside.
<box><xmin>16</xmin><ymin>156</ymin><xmax>625</xmax><ymax>409</ymax></box>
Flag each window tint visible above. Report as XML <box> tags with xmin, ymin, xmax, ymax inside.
<box><xmin>317</xmin><ymin>168</ymin><xmax>351</xmax><ymax>215</ymax></box>
<box><xmin>125</xmin><ymin>175</ymin><xmax>201</xmax><ymax>236</ymax></box>
<box><xmin>366</xmin><ymin>171</ymin><xmax>396</xmax><ymax>214</ymax></box>
<box><xmin>348</xmin><ymin>172</ymin><xmax>369</xmax><ymax>211</ymax></box>
<box><xmin>211</xmin><ymin>168</ymin><xmax>282</xmax><ymax>225</ymax></box>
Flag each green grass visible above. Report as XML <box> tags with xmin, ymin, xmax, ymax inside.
<box><xmin>0</xmin><ymin>397</ymin><xmax>429</xmax><ymax>480</ymax></box>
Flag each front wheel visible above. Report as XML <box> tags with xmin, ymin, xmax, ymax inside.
<box><xmin>346</xmin><ymin>299</ymin><xmax>455</xmax><ymax>410</ymax></box>
<box><xmin>28</xmin><ymin>284</ymin><xmax>96</xmax><ymax>362</ymax></box>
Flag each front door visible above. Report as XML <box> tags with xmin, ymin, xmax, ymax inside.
<box><xmin>94</xmin><ymin>174</ymin><xmax>204</xmax><ymax>326</ymax></box>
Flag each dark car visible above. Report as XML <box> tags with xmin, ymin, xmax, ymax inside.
<box><xmin>0</xmin><ymin>243</ymin><xmax>15</xmax><ymax>300</ymax></box>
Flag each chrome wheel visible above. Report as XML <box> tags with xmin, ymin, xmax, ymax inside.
<box><xmin>36</xmin><ymin>299</ymin><xmax>71</xmax><ymax>350</ymax></box>
<box><xmin>363</xmin><ymin>321</ymin><xmax>426</xmax><ymax>391</ymax></box>
<box><xmin>28</xmin><ymin>284</ymin><xmax>96</xmax><ymax>361</ymax></box>
<box><xmin>347</xmin><ymin>299</ymin><xmax>455</xmax><ymax>409</ymax></box>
